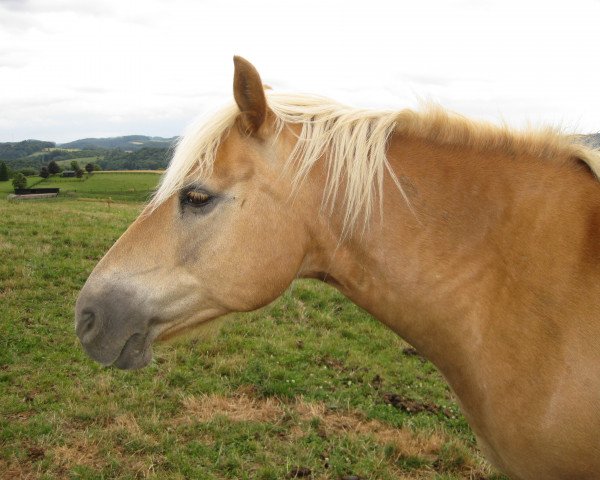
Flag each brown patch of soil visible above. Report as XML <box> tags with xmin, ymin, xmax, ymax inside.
<box><xmin>287</xmin><ymin>466</ymin><xmax>312</xmax><ymax>478</ymax></box>
<box><xmin>5</xmin><ymin>410</ymin><xmax>35</xmax><ymax>422</ymax></box>
<box><xmin>52</xmin><ymin>439</ymin><xmax>104</xmax><ymax>471</ymax></box>
<box><xmin>174</xmin><ymin>393</ymin><xmax>492</xmax><ymax>478</ymax></box>
<box><xmin>177</xmin><ymin>393</ymin><xmax>447</xmax><ymax>460</ymax></box>
<box><xmin>0</xmin><ymin>461</ymin><xmax>37</xmax><ymax>480</ymax></box>
<box><xmin>382</xmin><ymin>393</ymin><xmax>453</xmax><ymax>417</ymax></box>
<box><xmin>370</xmin><ymin>374</ymin><xmax>383</xmax><ymax>390</ymax></box>
<box><xmin>111</xmin><ymin>413</ymin><xmax>142</xmax><ymax>435</ymax></box>
<box><xmin>26</xmin><ymin>446</ymin><xmax>45</xmax><ymax>460</ymax></box>
<box><xmin>179</xmin><ymin>393</ymin><xmax>285</xmax><ymax>424</ymax></box>
<box><xmin>316</xmin><ymin>355</ymin><xmax>347</xmax><ymax>371</ymax></box>
<box><xmin>295</xmin><ymin>399</ymin><xmax>444</xmax><ymax>459</ymax></box>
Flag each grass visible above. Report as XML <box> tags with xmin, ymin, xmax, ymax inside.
<box><xmin>0</xmin><ymin>177</ymin><xmax>45</xmax><ymax>194</ymax></box>
<box><xmin>2</xmin><ymin>172</ymin><xmax>161</xmax><ymax>202</ymax></box>
<box><xmin>0</xmin><ymin>176</ymin><xmax>507</xmax><ymax>480</ymax></box>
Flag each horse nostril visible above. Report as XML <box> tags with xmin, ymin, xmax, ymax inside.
<box><xmin>77</xmin><ymin>309</ymin><xmax>99</xmax><ymax>343</ymax></box>
<box><xmin>81</xmin><ymin>310</ymin><xmax>95</xmax><ymax>331</ymax></box>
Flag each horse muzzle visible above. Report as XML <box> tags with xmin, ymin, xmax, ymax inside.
<box><xmin>75</xmin><ymin>281</ymin><xmax>155</xmax><ymax>370</ymax></box>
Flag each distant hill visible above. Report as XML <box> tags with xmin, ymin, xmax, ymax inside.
<box><xmin>0</xmin><ymin>140</ymin><xmax>55</xmax><ymax>160</ymax></box>
<box><xmin>97</xmin><ymin>147</ymin><xmax>171</xmax><ymax>171</ymax></box>
<box><xmin>59</xmin><ymin>135</ymin><xmax>177</xmax><ymax>151</ymax></box>
<box><xmin>0</xmin><ymin>135</ymin><xmax>176</xmax><ymax>172</ymax></box>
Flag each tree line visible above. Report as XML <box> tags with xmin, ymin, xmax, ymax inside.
<box><xmin>1</xmin><ymin>146</ymin><xmax>170</xmax><ymax>172</ymax></box>
<box><xmin>0</xmin><ymin>140</ymin><xmax>55</xmax><ymax>160</ymax></box>
<box><xmin>97</xmin><ymin>147</ymin><xmax>170</xmax><ymax>170</ymax></box>
<box><xmin>0</xmin><ymin>159</ymin><xmax>102</xmax><ymax>191</ymax></box>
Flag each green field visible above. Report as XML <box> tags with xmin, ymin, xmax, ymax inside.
<box><xmin>0</xmin><ymin>175</ymin><xmax>506</xmax><ymax>480</ymax></box>
<box><xmin>0</xmin><ymin>176</ymin><xmax>45</xmax><ymax>193</ymax></box>
<box><xmin>3</xmin><ymin>172</ymin><xmax>161</xmax><ymax>202</ymax></box>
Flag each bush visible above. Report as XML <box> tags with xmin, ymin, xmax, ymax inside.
<box><xmin>19</xmin><ymin>167</ymin><xmax>37</xmax><ymax>177</ymax></box>
<box><xmin>40</xmin><ymin>166</ymin><xmax>49</xmax><ymax>178</ymax></box>
<box><xmin>48</xmin><ymin>160</ymin><xmax>61</xmax><ymax>175</ymax></box>
<box><xmin>0</xmin><ymin>161</ymin><xmax>8</xmax><ymax>181</ymax></box>
<box><xmin>85</xmin><ymin>163</ymin><xmax>94</xmax><ymax>174</ymax></box>
<box><xmin>12</xmin><ymin>172</ymin><xmax>27</xmax><ymax>190</ymax></box>
<box><xmin>75</xmin><ymin>168</ymin><xmax>84</xmax><ymax>178</ymax></box>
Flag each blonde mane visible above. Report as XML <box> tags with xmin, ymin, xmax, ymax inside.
<box><xmin>151</xmin><ymin>92</ymin><xmax>600</xmax><ymax>230</ymax></box>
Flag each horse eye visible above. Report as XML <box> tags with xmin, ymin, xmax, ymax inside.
<box><xmin>185</xmin><ymin>190</ymin><xmax>211</xmax><ymax>205</ymax></box>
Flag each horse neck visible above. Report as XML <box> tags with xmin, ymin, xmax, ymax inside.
<box><xmin>301</xmin><ymin>133</ymin><xmax>600</xmax><ymax>388</ymax></box>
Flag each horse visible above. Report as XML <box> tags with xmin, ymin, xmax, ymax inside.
<box><xmin>75</xmin><ymin>56</ymin><xmax>600</xmax><ymax>480</ymax></box>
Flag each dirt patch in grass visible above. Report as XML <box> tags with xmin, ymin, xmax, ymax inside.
<box><xmin>0</xmin><ymin>438</ymin><xmax>103</xmax><ymax>480</ymax></box>
<box><xmin>382</xmin><ymin>392</ymin><xmax>454</xmax><ymax>418</ymax></box>
<box><xmin>0</xmin><ymin>415</ymin><xmax>162</xmax><ymax>479</ymax></box>
<box><xmin>180</xmin><ymin>393</ymin><xmax>285</xmax><ymax>424</ymax></box>
<box><xmin>5</xmin><ymin>410</ymin><xmax>36</xmax><ymax>422</ymax></box>
<box><xmin>0</xmin><ymin>461</ymin><xmax>37</xmax><ymax>480</ymax></box>
<box><xmin>179</xmin><ymin>393</ymin><xmax>443</xmax><ymax>458</ymax></box>
<box><xmin>52</xmin><ymin>438</ymin><xmax>104</xmax><ymax>472</ymax></box>
<box><xmin>294</xmin><ymin>399</ymin><xmax>445</xmax><ymax>459</ymax></box>
<box><xmin>173</xmin><ymin>392</ymin><xmax>493</xmax><ymax>478</ymax></box>
<box><xmin>111</xmin><ymin>413</ymin><xmax>143</xmax><ymax>434</ymax></box>
<box><xmin>0</xmin><ymin>239</ymin><xmax>16</xmax><ymax>251</ymax></box>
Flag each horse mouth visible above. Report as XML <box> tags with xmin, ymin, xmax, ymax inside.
<box><xmin>109</xmin><ymin>309</ymin><xmax>226</xmax><ymax>369</ymax></box>
<box><xmin>111</xmin><ymin>332</ymin><xmax>153</xmax><ymax>370</ymax></box>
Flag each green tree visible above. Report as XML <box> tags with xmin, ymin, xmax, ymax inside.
<box><xmin>12</xmin><ymin>172</ymin><xmax>27</xmax><ymax>190</ymax></box>
<box><xmin>93</xmin><ymin>164</ymin><xmax>102</xmax><ymax>171</ymax></box>
<box><xmin>75</xmin><ymin>168</ymin><xmax>84</xmax><ymax>178</ymax></box>
<box><xmin>19</xmin><ymin>168</ymin><xmax>36</xmax><ymax>177</ymax></box>
<box><xmin>0</xmin><ymin>140</ymin><xmax>54</xmax><ymax>160</ymax></box>
<box><xmin>40</xmin><ymin>166</ymin><xmax>49</xmax><ymax>178</ymax></box>
<box><xmin>85</xmin><ymin>163</ymin><xmax>94</xmax><ymax>174</ymax></box>
<box><xmin>71</xmin><ymin>160</ymin><xmax>79</xmax><ymax>171</ymax></box>
<box><xmin>0</xmin><ymin>161</ymin><xmax>8</xmax><ymax>181</ymax></box>
<box><xmin>48</xmin><ymin>160</ymin><xmax>61</xmax><ymax>175</ymax></box>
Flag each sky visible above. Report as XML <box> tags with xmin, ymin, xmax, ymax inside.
<box><xmin>1</xmin><ymin>0</ymin><xmax>599</xmax><ymax>143</ymax></box>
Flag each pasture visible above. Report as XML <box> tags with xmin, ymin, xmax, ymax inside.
<box><xmin>0</xmin><ymin>175</ymin><xmax>506</xmax><ymax>479</ymax></box>
<box><xmin>4</xmin><ymin>172</ymin><xmax>161</xmax><ymax>202</ymax></box>
<box><xmin>0</xmin><ymin>177</ymin><xmax>47</xmax><ymax>194</ymax></box>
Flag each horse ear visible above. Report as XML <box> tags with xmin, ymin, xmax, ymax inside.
<box><xmin>233</xmin><ymin>56</ymin><xmax>267</xmax><ymax>135</ymax></box>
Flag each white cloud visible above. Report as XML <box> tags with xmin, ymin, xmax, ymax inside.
<box><xmin>0</xmin><ymin>0</ymin><xmax>599</xmax><ymax>142</ymax></box>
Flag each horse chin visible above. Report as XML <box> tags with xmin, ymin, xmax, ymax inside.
<box><xmin>111</xmin><ymin>332</ymin><xmax>153</xmax><ymax>370</ymax></box>
<box><xmin>155</xmin><ymin>309</ymin><xmax>228</xmax><ymax>343</ymax></box>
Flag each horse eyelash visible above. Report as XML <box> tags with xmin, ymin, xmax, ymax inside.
<box><xmin>186</xmin><ymin>191</ymin><xmax>210</xmax><ymax>204</ymax></box>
